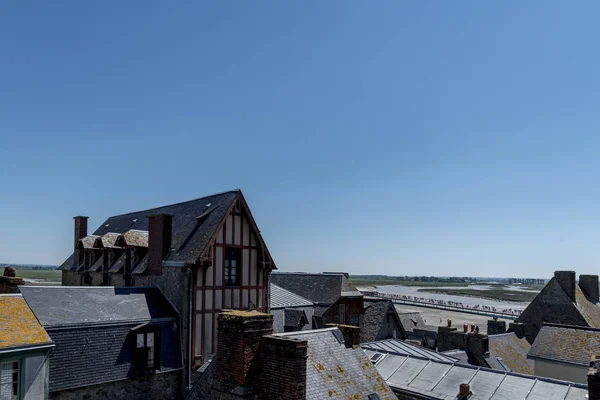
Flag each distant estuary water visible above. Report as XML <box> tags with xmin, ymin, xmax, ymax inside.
<box><xmin>368</xmin><ymin>285</ymin><xmax>530</xmax><ymax>311</ymax></box>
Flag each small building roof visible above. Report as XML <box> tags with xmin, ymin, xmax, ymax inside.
<box><xmin>528</xmin><ymin>324</ymin><xmax>600</xmax><ymax>367</ymax></box>
<box><xmin>275</xmin><ymin>328</ymin><xmax>395</xmax><ymax>399</ymax></box>
<box><xmin>488</xmin><ymin>332</ymin><xmax>533</xmax><ymax>375</ymax></box>
<box><xmin>270</xmin><ymin>272</ymin><xmax>361</xmax><ymax>306</ymax></box>
<box><xmin>373</xmin><ymin>352</ymin><xmax>587</xmax><ymax>400</ymax></box>
<box><xmin>0</xmin><ymin>294</ymin><xmax>53</xmax><ymax>351</ymax></box>
<box><xmin>360</xmin><ymin>299</ymin><xmax>407</xmax><ymax>343</ymax></box>
<box><xmin>397</xmin><ymin>311</ymin><xmax>427</xmax><ymax>332</ymax></box>
<box><xmin>116</xmin><ymin>229</ymin><xmax>149</xmax><ymax>248</ymax></box>
<box><xmin>98</xmin><ymin>232</ymin><xmax>121</xmax><ymax>248</ymax></box>
<box><xmin>361</xmin><ymin>338</ymin><xmax>458</xmax><ymax>364</ymax></box>
<box><xmin>284</xmin><ymin>308</ymin><xmax>308</xmax><ymax>328</ymax></box>
<box><xmin>270</xmin><ymin>283</ymin><xmax>314</xmax><ymax>309</ymax></box>
<box><xmin>19</xmin><ymin>286</ymin><xmax>177</xmax><ymax>327</ymax></box>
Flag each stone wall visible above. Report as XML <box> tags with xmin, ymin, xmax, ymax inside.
<box><xmin>487</xmin><ymin>320</ymin><xmax>507</xmax><ymax>335</ymax></box>
<box><xmin>49</xmin><ymin>370</ymin><xmax>181</xmax><ymax>400</ymax></box>
<box><xmin>323</xmin><ymin>297</ymin><xmax>363</xmax><ymax>326</ymax></box>
<box><xmin>257</xmin><ymin>336</ymin><xmax>307</xmax><ymax>400</ymax></box>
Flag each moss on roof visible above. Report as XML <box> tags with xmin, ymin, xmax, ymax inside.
<box><xmin>0</xmin><ymin>295</ymin><xmax>51</xmax><ymax>350</ymax></box>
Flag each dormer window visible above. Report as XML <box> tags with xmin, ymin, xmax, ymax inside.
<box><xmin>131</xmin><ymin>325</ymin><xmax>161</xmax><ymax>374</ymax></box>
<box><xmin>224</xmin><ymin>248</ymin><xmax>241</xmax><ymax>286</ymax></box>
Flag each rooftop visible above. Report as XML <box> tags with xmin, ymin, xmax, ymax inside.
<box><xmin>19</xmin><ymin>286</ymin><xmax>177</xmax><ymax>327</ymax></box>
<box><xmin>274</xmin><ymin>328</ymin><xmax>395</xmax><ymax>399</ymax></box>
<box><xmin>528</xmin><ymin>323</ymin><xmax>600</xmax><ymax>366</ymax></box>
<box><xmin>488</xmin><ymin>332</ymin><xmax>533</xmax><ymax>375</ymax></box>
<box><xmin>372</xmin><ymin>351</ymin><xmax>587</xmax><ymax>399</ymax></box>
<box><xmin>270</xmin><ymin>283</ymin><xmax>314</xmax><ymax>309</ymax></box>
<box><xmin>361</xmin><ymin>338</ymin><xmax>459</xmax><ymax>364</ymax></box>
<box><xmin>0</xmin><ymin>294</ymin><xmax>53</xmax><ymax>351</ymax></box>
<box><xmin>270</xmin><ymin>272</ymin><xmax>361</xmax><ymax>306</ymax></box>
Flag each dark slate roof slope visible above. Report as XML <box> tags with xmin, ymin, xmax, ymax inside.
<box><xmin>397</xmin><ymin>311</ymin><xmax>427</xmax><ymax>332</ymax></box>
<box><xmin>20</xmin><ymin>286</ymin><xmax>176</xmax><ymax>327</ymax></box>
<box><xmin>270</xmin><ymin>283</ymin><xmax>314</xmax><ymax>309</ymax></box>
<box><xmin>275</xmin><ymin>328</ymin><xmax>396</xmax><ymax>399</ymax></box>
<box><xmin>61</xmin><ymin>190</ymin><xmax>240</xmax><ymax>270</ymax></box>
<box><xmin>529</xmin><ymin>324</ymin><xmax>600</xmax><ymax>366</ymax></box>
<box><xmin>360</xmin><ymin>299</ymin><xmax>407</xmax><ymax>342</ymax></box>
<box><xmin>271</xmin><ymin>273</ymin><xmax>362</xmax><ymax>305</ymax></box>
<box><xmin>488</xmin><ymin>332</ymin><xmax>533</xmax><ymax>375</ymax></box>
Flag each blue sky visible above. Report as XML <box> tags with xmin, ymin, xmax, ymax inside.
<box><xmin>2</xmin><ymin>2</ymin><xmax>600</xmax><ymax>278</ymax></box>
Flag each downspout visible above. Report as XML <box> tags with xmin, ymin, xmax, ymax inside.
<box><xmin>184</xmin><ymin>265</ymin><xmax>193</xmax><ymax>392</ymax></box>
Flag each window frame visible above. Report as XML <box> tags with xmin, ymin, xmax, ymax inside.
<box><xmin>130</xmin><ymin>325</ymin><xmax>161</xmax><ymax>375</ymax></box>
<box><xmin>224</xmin><ymin>247</ymin><xmax>241</xmax><ymax>287</ymax></box>
<box><xmin>339</xmin><ymin>304</ymin><xmax>346</xmax><ymax>324</ymax></box>
<box><xmin>0</xmin><ymin>360</ymin><xmax>20</xmax><ymax>400</ymax></box>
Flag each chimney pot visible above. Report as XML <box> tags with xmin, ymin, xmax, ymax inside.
<box><xmin>463</xmin><ymin>323</ymin><xmax>468</xmax><ymax>333</ymax></box>
<box><xmin>580</xmin><ymin>275</ymin><xmax>599</xmax><ymax>302</ymax></box>
<box><xmin>447</xmin><ymin>319</ymin><xmax>452</xmax><ymax>327</ymax></box>
<box><xmin>459</xmin><ymin>383</ymin><xmax>471</xmax><ymax>397</ymax></box>
<box><xmin>471</xmin><ymin>324</ymin><xmax>475</xmax><ymax>332</ymax></box>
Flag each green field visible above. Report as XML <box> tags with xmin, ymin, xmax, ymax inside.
<box><xmin>15</xmin><ymin>269</ymin><xmax>62</xmax><ymax>284</ymax></box>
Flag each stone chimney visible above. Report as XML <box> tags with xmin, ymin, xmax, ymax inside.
<box><xmin>487</xmin><ymin>320</ymin><xmax>506</xmax><ymax>335</ymax></box>
<box><xmin>147</xmin><ymin>214</ymin><xmax>173</xmax><ymax>276</ymax></box>
<box><xmin>554</xmin><ymin>271</ymin><xmax>576</xmax><ymax>301</ymax></box>
<box><xmin>73</xmin><ymin>216</ymin><xmax>88</xmax><ymax>266</ymax></box>
<box><xmin>216</xmin><ymin>311</ymin><xmax>273</xmax><ymax>388</ymax></box>
<box><xmin>508</xmin><ymin>322</ymin><xmax>525</xmax><ymax>339</ymax></box>
<box><xmin>580</xmin><ymin>275</ymin><xmax>599</xmax><ymax>301</ymax></box>
<box><xmin>325</xmin><ymin>324</ymin><xmax>361</xmax><ymax>347</ymax></box>
<box><xmin>258</xmin><ymin>336</ymin><xmax>308</xmax><ymax>400</ymax></box>
<box><xmin>589</xmin><ymin>356</ymin><xmax>600</xmax><ymax>400</ymax></box>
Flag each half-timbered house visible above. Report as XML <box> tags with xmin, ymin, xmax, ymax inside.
<box><xmin>59</xmin><ymin>189</ymin><xmax>276</xmax><ymax>394</ymax></box>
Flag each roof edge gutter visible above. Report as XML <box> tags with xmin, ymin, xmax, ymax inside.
<box><xmin>162</xmin><ymin>261</ymin><xmax>194</xmax><ymax>268</ymax></box>
<box><xmin>0</xmin><ymin>342</ymin><xmax>55</xmax><ymax>355</ymax></box>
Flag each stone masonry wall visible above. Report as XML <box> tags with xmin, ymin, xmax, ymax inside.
<box><xmin>49</xmin><ymin>370</ymin><xmax>181</xmax><ymax>400</ymax></box>
<box><xmin>258</xmin><ymin>336</ymin><xmax>308</xmax><ymax>400</ymax></box>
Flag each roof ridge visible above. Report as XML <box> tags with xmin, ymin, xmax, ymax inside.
<box><xmin>104</xmin><ymin>189</ymin><xmax>240</xmax><ymax>219</ymax></box>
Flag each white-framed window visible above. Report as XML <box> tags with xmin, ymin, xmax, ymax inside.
<box><xmin>0</xmin><ymin>360</ymin><xmax>19</xmax><ymax>400</ymax></box>
<box><xmin>339</xmin><ymin>304</ymin><xmax>345</xmax><ymax>324</ymax></box>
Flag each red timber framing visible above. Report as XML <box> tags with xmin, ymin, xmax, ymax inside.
<box><xmin>191</xmin><ymin>193</ymin><xmax>275</xmax><ymax>366</ymax></box>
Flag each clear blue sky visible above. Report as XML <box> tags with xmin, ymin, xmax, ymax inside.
<box><xmin>2</xmin><ymin>1</ymin><xmax>600</xmax><ymax>278</ymax></box>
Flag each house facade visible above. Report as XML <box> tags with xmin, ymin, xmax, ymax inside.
<box><xmin>0</xmin><ymin>294</ymin><xmax>54</xmax><ymax>400</ymax></box>
<box><xmin>59</xmin><ymin>190</ymin><xmax>276</xmax><ymax>390</ymax></box>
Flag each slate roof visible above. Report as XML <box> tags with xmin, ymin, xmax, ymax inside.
<box><xmin>270</xmin><ymin>273</ymin><xmax>361</xmax><ymax>306</ymax></box>
<box><xmin>19</xmin><ymin>286</ymin><xmax>176</xmax><ymax>327</ymax></box>
<box><xmin>488</xmin><ymin>332</ymin><xmax>533</xmax><ymax>375</ymax></box>
<box><xmin>529</xmin><ymin>324</ymin><xmax>600</xmax><ymax>366</ymax></box>
<box><xmin>270</xmin><ymin>283</ymin><xmax>314</xmax><ymax>309</ymax></box>
<box><xmin>0</xmin><ymin>294</ymin><xmax>53</xmax><ymax>351</ymax></box>
<box><xmin>275</xmin><ymin>328</ymin><xmax>396</xmax><ymax>399</ymax></box>
<box><xmin>397</xmin><ymin>311</ymin><xmax>427</xmax><ymax>332</ymax></box>
<box><xmin>284</xmin><ymin>308</ymin><xmax>308</xmax><ymax>328</ymax></box>
<box><xmin>373</xmin><ymin>352</ymin><xmax>588</xmax><ymax>399</ymax></box>
<box><xmin>19</xmin><ymin>286</ymin><xmax>181</xmax><ymax>392</ymax></box>
<box><xmin>361</xmin><ymin>338</ymin><xmax>459</xmax><ymax>363</ymax></box>
<box><xmin>360</xmin><ymin>299</ymin><xmax>407</xmax><ymax>342</ymax></box>
<box><xmin>60</xmin><ymin>190</ymin><xmax>254</xmax><ymax>270</ymax></box>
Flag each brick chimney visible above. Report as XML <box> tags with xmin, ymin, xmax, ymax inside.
<box><xmin>216</xmin><ymin>310</ymin><xmax>273</xmax><ymax>387</ymax></box>
<box><xmin>147</xmin><ymin>214</ymin><xmax>173</xmax><ymax>276</ymax></box>
<box><xmin>589</xmin><ymin>356</ymin><xmax>600</xmax><ymax>400</ymax></box>
<box><xmin>580</xmin><ymin>275</ymin><xmax>599</xmax><ymax>301</ymax></box>
<box><xmin>258</xmin><ymin>336</ymin><xmax>308</xmax><ymax>400</ymax></box>
<box><xmin>554</xmin><ymin>271</ymin><xmax>576</xmax><ymax>301</ymax></box>
<box><xmin>73</xmin><ymin>216</ymin><xmax>88</xmax><ymax>266</ymax></box>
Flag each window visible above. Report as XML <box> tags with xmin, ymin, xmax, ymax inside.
<box><xmin>132</xmin><ymin>328</ymin><xmax>161</xmax><ymax>374</ymax></box>
<box><xmin>224</xmin><ymin>248</ymin><xmax>241</xmax><ymax>286</ymax></box>
<box><xmin>0</xmin><ymin>361</ymin><xmax>19</xmax><ymax>400</ymax></box>
<box><xmin>339</xmin><ymin>304</ymin><xmax>345</xmax><ymax>324</ymax></box>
